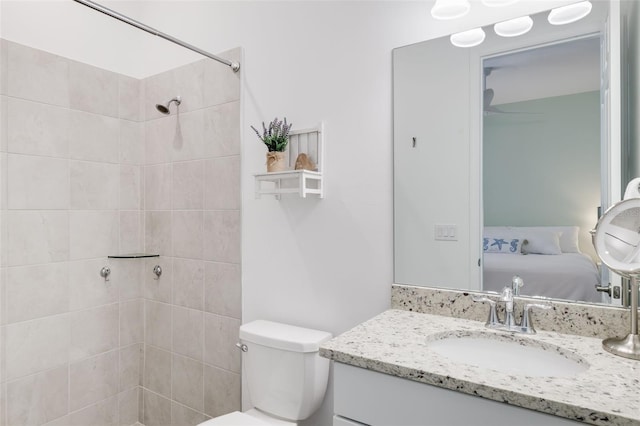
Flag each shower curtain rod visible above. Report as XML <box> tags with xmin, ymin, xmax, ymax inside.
<box><xmin>72</xmin><ymin>0</ymin><xmax>240</xmax><ymax>72</ymax></box>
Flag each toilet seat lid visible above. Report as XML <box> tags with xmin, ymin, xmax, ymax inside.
<box><xmin>198</xmin><ymin>408</ymin><xmax>296</xmax><ymax>426</ymax></box>
<box><xmin>199</xmin><ymin>411</ymin><xmax>275</xmax><ymax>426</ymax></box>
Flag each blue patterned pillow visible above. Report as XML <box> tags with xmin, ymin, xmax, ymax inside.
<box><xmin>483</xmin><ymin>237</ymin><xmax>523</xmax><ymax>254</ymax></box>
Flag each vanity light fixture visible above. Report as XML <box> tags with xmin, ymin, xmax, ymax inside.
<box><xmin>481</xmin><ymin>0</ymin><xmax>519</xmax><ymax>7</ymax></box>
<box><xmin>431</xmin><ymin>0</ymin><xmax>471</xmax><ymax>20</ymax></box>
<box><xmin>450</xmin><ymin>27</ymin><xmax>486</xmax><ymax>48</ymax></box>
<box><xmin>494</xmin><ymin>16</ymin><xmax>533</xmax><ymax>37</ymax></box>
<box><xmin>548</xmin><ymin>1</ymin><xmax>593</xmax><ymax>25</ymax></box>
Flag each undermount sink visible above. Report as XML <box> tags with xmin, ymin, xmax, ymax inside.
<box><xmin>426</xmin><ymin>332</ymin><xmax>589</xmax><ymax>378</ymax></box>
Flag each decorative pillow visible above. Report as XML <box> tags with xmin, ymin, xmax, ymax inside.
<box><xmin>521</xmin><ymin>231</ymin><xmax>562</xmax><ymax>255</ymax></box>
<box><xmin>483</xmin><ymin>237</ymin><xmax>523</xmax><ymax>254</ymax></box>
<box><xmin>484</xmin><ymin>226</ymin><xmax>581</xmax><ymax>253</ymax></box>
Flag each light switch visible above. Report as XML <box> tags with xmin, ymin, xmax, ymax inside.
<box><xmin>435</xmin><ymin>224</ymin><xmax>457</xmax><ymax>241</ymax></box>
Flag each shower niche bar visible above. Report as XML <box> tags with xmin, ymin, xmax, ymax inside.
<box><xmin>254</xmin><ymin>123</ymin><xmax>324</xmax><ymax>199</ymax></box>
<box><xmin>108</xmin><ymin>253</ymin><xmax>160</xmax><ymax>259</ymax></box>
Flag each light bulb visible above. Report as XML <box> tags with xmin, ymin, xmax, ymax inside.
<box><xmin>548</xmin><ymin>1</ymin><xmax>593</xmax><ymax>25</ymax></box>
<box><xmin>494</xmin><ymin>16</ymin><xmax>533</xmax><ymax>37</ymax></box>
<box><xmin>481</xmin><ymin>0</ymin><xmax>519</xmax><ymax>7</ymax></box>
<box><xmin>450</xmin><ymin>27</ymin><xmax>486</xmax><ymax>48</ymax></box>
<box><xmin>431</xmin><ymin>0</ymin><xmax>471</xmax><ymax>20</ymax></box>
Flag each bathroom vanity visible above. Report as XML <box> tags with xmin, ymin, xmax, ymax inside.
<box><xmin>321</xmin><ymin>308</ymin><xmax>640</xmax><ymax>426</ymax></box>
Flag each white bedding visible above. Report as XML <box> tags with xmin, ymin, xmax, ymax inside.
<box><xmin>483</xmin><ymin>253</ymin><xmax>602</xmax><ymax>303</ymax></box>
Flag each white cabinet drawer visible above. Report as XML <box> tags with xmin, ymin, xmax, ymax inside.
<box><xmin>334</xmin><ymin>363</ymin><xmax>580</xmax><ymax>426</ymax></box>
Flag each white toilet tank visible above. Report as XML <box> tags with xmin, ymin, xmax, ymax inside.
<box><xmin>239</xmin><ymin>320</ymin><xmax>332</xmax><ymax>421</ymax></box>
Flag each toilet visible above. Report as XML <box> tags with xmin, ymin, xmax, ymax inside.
<box><xmin>200</xmin><ymin>320</ymin><xmax>333</xmax><ymax>425</ymax></box>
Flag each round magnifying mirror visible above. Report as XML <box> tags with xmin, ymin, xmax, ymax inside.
<box><xmin>593</xmin><ymin>198</ymin><xmax>640</xmax><ymax>277</ymax></box>
<box><xmin>593</xmin><ymin>197</ymin><xmax>640</xmax><ymax>360</ymax></box>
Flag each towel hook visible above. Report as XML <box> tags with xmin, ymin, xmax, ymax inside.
<box><xmin>100</xmin><ymin>266</ymin><xmax>111</xmax><ymax>282</ymax></box>
<box><xmin>153</xmin><ymin>265</ymin><xmax>162</xmax><ymax>280</ymax></box>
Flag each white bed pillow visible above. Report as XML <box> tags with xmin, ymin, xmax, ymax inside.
<box><xmin>521</xmin><ymin>231</ymin><xmax>562</xmax><ymax>255</ymax></box>
<box><xmin>483</xmin><ymin>237</ymin><xmax>523</xmax><ymax>254</ymax></box>
<box><xmin>484</xmin><ymin>226</ymin><xmax>581</xmax><ymax>253</ymax></box>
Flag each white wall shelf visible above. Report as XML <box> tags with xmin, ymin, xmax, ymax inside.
<box><xmin>254</xmin><ymin>123</ymin><xmax>324</xmax><ymax>199</ymax></box>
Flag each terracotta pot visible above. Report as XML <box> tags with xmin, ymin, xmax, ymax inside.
<box><xmin>266</xmin><ymin>151</ymin><xmax>287</xmax><ymax>172</ymax></box>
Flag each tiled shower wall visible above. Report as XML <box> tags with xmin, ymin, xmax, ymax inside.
<box><xmin>0</xmin><ymin>39</ymin><xmax>145</xmax><ymax>426</ymax></box>
<box><xmin>140</xmin><ymin>51</ymin><xmax>242</xmax><ymax>426</ymax></box>
<box><xmin>0</xmin><ymin>40</ymin><xmax>242</xmax><ymax>426</ymax></box>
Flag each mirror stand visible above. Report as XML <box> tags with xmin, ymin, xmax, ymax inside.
<box><xmin>602</xmin><ymin>275</ymin><xmax>640</xmax><ymax>360</ymax></box>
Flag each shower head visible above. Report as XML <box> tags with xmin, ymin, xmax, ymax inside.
<box><xmin>156</xmin><ymin>96</ymin><xmax>181</xmax><ymax>115</ymax></box>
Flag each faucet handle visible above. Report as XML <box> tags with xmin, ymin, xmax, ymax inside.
<box><xmin>512</xmin><ymin>275</ymin><xmax>524</xmax><ymax>296</ymax></box>
<box><xmin>521</xmin><ymin>303</ymin><xmax>551</xmax><ymax>334</ymax></box>
<box><xmin>500</xmin><ymin>286</ymin><xmax>513</xmax><ymax>301</ymax></box>
<box><xmin>471</xmin><ymin>295</ymin><xmax>494</xmax><ymax>304</ymax></box>
<box><xmin>471</xmin><ymin>295</ymin><xmax>499</xmax><ymax>327</ymax></box>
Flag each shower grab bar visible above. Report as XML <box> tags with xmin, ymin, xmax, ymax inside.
<box><xmin>72</xmin><ymin>0</ymin><xmax>240</xmax><ymax>73</ymax></box>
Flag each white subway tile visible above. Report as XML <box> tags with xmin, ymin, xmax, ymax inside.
<box><xmin>7</xmin><ymin>41</ymin><xmax>69</xmax><ymax>107</ymax></box>
<box><xmin>144</xmin><ymin>164</ymin><xmax>172</xmax><ymax>211</ymax></box>
<box><xmin>173</xmin><ymin>258</ymin><xmax>204</xmax><ymax>311</ymax></box>
<box><xmin>5</xmin><ymin>314</ymin><xmax>70</xmax><ymax>380</ymax></box>
<box><xmin>6</xmin><ymin>263</ymin><xmax>69</xmax><ymax>323</ymax></box>
<box><xmin>118</xmin><ymin>75</ymin><xmax>143</xmax><ymax>122</ymax></box>
<box><xmin>7</xmin><ymin>98</ymin><xmax>70</xmax><ymax>158</ymax></box>
<box><xmin>204</xmin><ymin>156</ymin><xmax>240</xmax><ymax>210</ymax></box>
<box><xmin>6</xmin><ymin>366</ymin><xmax>68</xmax><ymax>425</ymax></box>
<box><xmin>203</xmin><ymin>211</ymin><xmax>240</xmax><ymax>264</ymax></box>
<box><xmin>172</xmin><ymin>211</ymin><xmax>203</xmax><ymax>260</ymax></box>
<box><xmin>172</xmin><ymin>160</ymin><xmax>203</xmax><ymax>210</ymax></box>
<box><xmin>172</xmin><ymin>354</ymin><xmax>203</xmax><ymax>411</ymax></box>
<box><xmin>70</xmin><ymin>160</ymin><xmax>119</xmax><ymax>210</ymax></box>
<box><xmin>120</xmin><ymin>165</ymin><xmax>141</xmax><ymax>210</ymax></box>
<box><xmin>143</xmin><ymin>345</ymin><xmax>171</xmax><ymax>397</ymax></box>
<box><xmin>144</xmin><ymin>212</ymin><xmax>171</xmax><ymax>257</ymax></box>
<box><xmin>119</xmin><ymin>120</ymin><xmax>144</xmax><ymax>165</ymax></box>
<box><xmin>69</xmin><ymin>211</ymin><xmax>119</xmax><ymax>260</ymax></box>
<box><xmin>68</xmin><ymin>110</ymin><xmax>119</xmax><ymax>164</ymax></box>
<box><xmin>69</xmin><ymin>303</ymin><xmax>119</xmax><ymax>362</ymax></box>
<box><xmin>144</xmin><ymin>300</ymin><xmax>171</xmax><ymax>351</ymax></box>
<box><xmin>69</xmin><ymin>60</ymin><xmax>119</xmax><ymax>118</ymax></box>
<box><xmin>69</xmin><ymin>351</ymin><xmax>119</xmax><ymax>411</ymax></box>
<box><xmin>204</xmin><ymin>262</ymin><xmax>241</xmax><ymax>319</ymax></box>
<box><xmin>204</xmin><ymin>101</ymin><xmax>240</xmax><ymax>158</ymax></box>
<box><xmin>7</xmin><ymin>211</ymin><xmax>69</xmax><ymax>266</ymax></box>
<box><xmin>203</xmin><ymin>313</ymin><xmax>240</xmax><ymax>373</ymax></box>
<box><xmin>172</xmin><ymin>306</ymin><xmax>203</xmax><ymax>361</ymax></box>
<box><xmin>8</xmin><ymin>154</ymin><xmax>69</xmax><ymax>210</ymax></box>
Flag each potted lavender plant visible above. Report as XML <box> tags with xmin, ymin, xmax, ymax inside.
<box><xmin>251</xmin><ymin>117</ymin><xmax>293</xmax><ymax>172</ymax></box>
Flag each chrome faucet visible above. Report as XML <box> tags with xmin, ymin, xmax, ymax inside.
<box><xmin>501</xmin><ymin>287</ymin><xmax>517</xmax><ymax>328</ymax></box>
<box><xmin>472</xmin><ymin>278</ymin><xmax>550</xmax><ymax>334</ymax></box>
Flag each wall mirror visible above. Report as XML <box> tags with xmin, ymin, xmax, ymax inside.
<box><xmin>394</xmin><ymin>0</ymin><xmax>637</xmax><ymax>305</ymax></box>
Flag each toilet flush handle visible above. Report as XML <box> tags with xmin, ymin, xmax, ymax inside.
<box><xmin>236</xmin><ymin>342</ymin><xmax>248</xmax><ymax>352</ymax></box>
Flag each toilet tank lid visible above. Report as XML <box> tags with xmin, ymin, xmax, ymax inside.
<box><xmin>240</xmin><ymin>320</ymin><xmax>332</xmax><ymax>353</ymax></box>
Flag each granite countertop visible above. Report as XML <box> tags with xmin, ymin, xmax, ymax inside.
<box><xmin>320</xmin><ymin>309</ymin><xmax>640</xmax><ymax>426</ymax></box>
